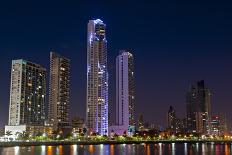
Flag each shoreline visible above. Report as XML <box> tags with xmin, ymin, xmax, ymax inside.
<box><xmin>0</xmin><ymin>140</ymin><xmax>232</xmax><ymax>147</ymax></box>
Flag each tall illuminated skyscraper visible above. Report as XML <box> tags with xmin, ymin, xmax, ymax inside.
<box><xmin>49</xmin><ymin>52</ymin><xmax>70</xmax><ymax>130</ymax></box>
<box><xmin>116</xmin><ymin>50</ymin><xmax>135</xmax><ymax>132</ymax></box>
<box><xmin>8</xmin><ymin>59</ymin><xmax>46</xmax><ymax>126</ymax></box>
<box><xmin>186</xmin><ymin>80</ymin><xmax>211</xmax><ymax>134</ymax></box>
<box><xmin>86</xmin><ymin>19</ymin><xmax>108</xmax><ymax>135</ymax></box>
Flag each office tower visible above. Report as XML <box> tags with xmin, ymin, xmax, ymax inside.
<box><xmin>186</xmin><ymin>80</ymin><xmax>211</xmax><ymax>134</ymax></box>
<box><xmin>116</xmin><ymin>51</ymin><xmax>135</xmax><ymax>131</ymax></box>
<box><xmin>167</xmin><ymin>106</ymin><xmax>176</xmax><ymax>132</ymax></box>
<box><xmin>8</xmin><ymin>59</ymin><xmax>46</xmax><ymax>126</ymax></box>
<box><xmin>49</xmin><ymin>52</ymin><xmax>70</xmax><ymax>130</ymax></box>
<box><xmin>86</xmin><ymin>19</ymin><xmax>108</xmax><ymax>135</ymax></box>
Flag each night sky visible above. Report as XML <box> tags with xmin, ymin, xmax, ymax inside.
<box><xmin>1</xmin><ymin>0</ymin><xmax>232</xmax><ymax>129</ymax></box>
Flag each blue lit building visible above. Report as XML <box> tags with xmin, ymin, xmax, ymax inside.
<box><xmin>86</xmin><ymin>19</ymin><xmax>108</xmax><ymax>135</ymax></box>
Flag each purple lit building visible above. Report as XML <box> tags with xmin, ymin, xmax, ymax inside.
<box><xmin>86</xmin><ymin>19</ymin><xmax>108</xmax><ymax>135</ymax></box>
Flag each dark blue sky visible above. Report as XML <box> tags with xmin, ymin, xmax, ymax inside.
<box><xmin>0</xmin><ymin>0</ymin><xmax>232</xmax><ymax>128</ymax></box>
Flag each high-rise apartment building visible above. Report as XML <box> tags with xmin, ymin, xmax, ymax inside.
<box><xmin>49</xmin><ymin>52</ymin><xmax>70</xmax><ymax>130</ymax></box>
<box><xmin>186</xmin><ymin>80</ymin><xmax>211</xmax><ymax>134</ymax></box>
<box><xmin>8</xmin><ymin>59</ymin><xmax>46</xmax><ymax>126</ymax></box>
<box><xmin>116</xmin><ymin>50</ymin><xmax>135</xmax><ymax>132</ymax></box>
<box><xmin>86</xmin><ymin>19</ymin><xmax>108</xmax><ymax>135</ymax></box>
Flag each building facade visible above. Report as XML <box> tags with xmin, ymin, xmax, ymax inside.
<box><xmin>8</xmin><ymin>59</ymin><xmax>46</xmax><ymax>126</ymax></box>
<box><xmin>86</xmin><ymin>19</ymin><xmax>108</xmax><ymax>135</ymax></box>
<box><xmin>49</xmin><ymin>52</ymin><xmax>70</xmax><ymax>130</ymax></box>
<box><xmin>186</xmin><ymin>80</ymin><xmax>211</xmax><ymax>134</ymax></box>
<box><xmin>115</xmin><ymin>50</ymin><xmax>135</xmax><ymax>134</ymax></box>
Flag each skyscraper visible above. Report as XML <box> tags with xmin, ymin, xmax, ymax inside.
<box><xmin>86</xmin><ymin>19</ymin><xmax>108</xmax><ymax>135</ymax></box>
<box><xmin>186</xmin><ymin>80</ymin><xmax>211</xmax><ymax>134</ymax></box>
<box><xmin>167</xmin><ymin>106</ymin><xmax>176</xmax><ymax>132</ymax></box>
<box><xmin>49</xmin><ymin>52</ymin><xmax>70</xmax><ymax>130</ymax></box>
<box><xmin>8</xmin><ymin>59</ymin><xmax>46</xmax><ymax>126</ymax></box>
<box><xmin>116</xmin><ymin>50</ymin><xmax>135</xmax><ymax>132</ymax></box>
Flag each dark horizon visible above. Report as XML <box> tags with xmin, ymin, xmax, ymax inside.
<box><xmin>1</xmin><ymin>0</ymin><xmax>232</xmax><ymax>129</ymax></box>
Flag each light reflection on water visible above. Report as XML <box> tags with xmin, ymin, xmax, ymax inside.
<box><xmin>171</xmin><ymin>143</ymin><xmax>175</xmax><ymax>155</ymax></box>
<box><xmin>0</xmin><ymin>143</ymin><xmax>231</xmax><ymax>155</ymax></box>
<box><xmin>184</xmin><ymin>143</ymin><xmax>187</xmax><ymax>155</ymax></box>
<box><xmin>159</xmin><ymin>142</ymin><xmax>162</xmax><ymax>154</ymax></box>
<box><xmin>41</xmin><ymin>145</ymin><xmax>46</xmax><ymax>155</ymax></box>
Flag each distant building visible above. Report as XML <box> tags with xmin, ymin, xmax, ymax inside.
<box><xmin>86</xmin><ymin>19</ymin><xmax>108</xmax><ymax>135</ymax></box>
<box><xmin>211</xmin><ymin>114</ymin><xmax>227</xmax><ymax>136</ymax></box>
<box><xmin>71</xmin><ymin>117</ymin><xmax>85</xmax><ymax>133</ymax></box>
<box><xmin>186</xmin><ymin>80</ymin><xmax>211</xmax><ymax>134</ymax></box>
<box><xmin>167</xmin><ymin>106</ymin><xmax>185</xmax><ymax>134</ymax></box>
<box><xmin>175</xmin><ymin>118</ymin><xmax>186</xmax><ymax>133</ymax></box>
<box><xmin>138</xmin><ymin>114</ymin><xmax>144</xmax><ymax>131</ymax></box>
<box><xmin>49</xmin><ymin>52</ymin><xmax>70</xmax><ymax>131</ymax></box>
<box><xmin>167</xmin><ymin>106</ymin><xmax>176</xmax><ymax>132</ymax></box>
<box><xmin>8</xmin><ymin>59</ymin><xmax>46</xmax><ymax>126</ymax></box>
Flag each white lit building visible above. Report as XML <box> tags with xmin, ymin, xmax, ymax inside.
<box><xmin>8</xmin><ymin>59</ymin><xmax>46</xmax><ymax>126</ymax></box>
<box><xmin>111</xmin><ymin>50</ymin><xmax>135</xmax><ymax>135</ymax></box>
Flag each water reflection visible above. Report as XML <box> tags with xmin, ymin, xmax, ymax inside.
<box><xmin>196</xmin><ymin>143</ymin><xmax>199</xmax><ymax>152</ymax></box>
<box><xmin>171</xmin><ymin>143</ymin><xmax>175</xmax><ymax>155</ymax></box>
<box><xmin>0</xmin><ymin>143</ymin><xmax>231</xmax><ymax>155</ymax></box>
<box><xmin>71</xmin><ymin>145</ymin><xmax>77</xmax><ymax>155</ymax></box>
<box><xmin>99</xmin><ymin>144</ymin><xmax>104</xmax><ymax>155</ymax></box>
<box><xmin>215</xmin><ymin>144</ymin><xmax>220</xmax><ymax>155</ymax></box>
<box><xmin>89</xmin><ymin>145</ymin><xmax>94</xmax><ymax>154</ymax></box>
<box><xmin>110</xmin><ymin>144</ymin><xmax>114</xmax><ymax>155</ymax></box>
<box><xmin>14</xmin><ymin>146</ymin><xmax>19</xmax><ymax>155</ymax></box>
<box><xmin>47</xmin><ymin>146</ymin><xmax>52</xmax><ymax>155</ymax></box>
<box><xmin>184</xmin><ymin>143</ymin><xmax>187</xmax><ymax>155</ymax></box>
<box><xmin>225</xmin><ymin>144</ymin><xmax>230</xmax><ymax>155</ymax></box>
<box><xmin>41</xmin><ymin>145</ymin><xmax>46</xmax><ymax>155</ymax></box>
<box><xmin>159</xmin><ymin>143</ymin><xmax>162</xmax><ymax>155</ymax></box>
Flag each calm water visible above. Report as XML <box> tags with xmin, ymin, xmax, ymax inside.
<box><xmin>0</xmin><ymin>143</ymin><xmax>231</xmax><ymax>155</ymax></box>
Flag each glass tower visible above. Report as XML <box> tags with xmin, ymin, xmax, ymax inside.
<box><xmin>86</xmin><ymin>19</ymin><xmax>108</xmax><ymax>135</ymax></box>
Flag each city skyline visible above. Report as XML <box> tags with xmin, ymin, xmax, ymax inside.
<box><xmin>1</xmin><ymin>1</ymin><xmax>232</xmax><ymax>129</ymax></box>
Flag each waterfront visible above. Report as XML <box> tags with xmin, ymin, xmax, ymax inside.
<box><xmin>0</xmin><ymin>143</ymin><xmax>231</xmax><ymax>155</ymax></box>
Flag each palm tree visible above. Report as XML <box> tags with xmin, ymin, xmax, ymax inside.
<box><xmin>51</xmin><ymin>130</ymin><xmax>58</xmax><ymax>140</ymax></box>
<box><xmin>15</xmin><ymin>132</ymin><xmax>21</xmax><ymax>140</ymax></box>
<box><xmin>20</xmin><ymin>131</ymin><xmax>29</xmax><ymax>140</ymax></box>
<box><xmin>5</xmin><ymin>130</ymin><xmax>12</xmax><ymax>137</ymax></box>
<box><xmin>5</xmin><ymin>131</ymin><xmax>12</xmax><ymax>141</ymax></box>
